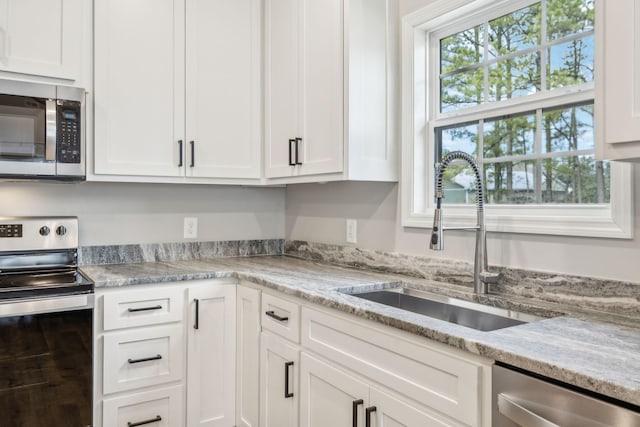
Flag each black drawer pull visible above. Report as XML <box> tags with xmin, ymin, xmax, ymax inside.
<box><xmin>128</xmin><ymin>305</ymin><xmax>162</xmax><ymax>313</ymax></box>
<box><xmin>295</xmin><ymin>137</ymin><xmax>303</xmax><ymax>165</ymax></box>
<box><xmin>365</xmin><ymin>406</ymin><xmax>377</xmax><ymax>427</ymax></box>
<box><xmin>352</xmin><ymin>399</ymin><xmax>363</xmax><ymax>427</ymax></box>
<box><xmin>284</xmin><ymin>361</ymin><xmax>294</xmax><ymax>398</ymax></box>
<box><xmin>288</xmin><ymin>139</ymin><xmax>296</xmax><ymax>166</ymax></box>
<box><xmin>190</xmin><ymin>140</ymin><xmax>195</xmax><ymax>167</ymax></box>
<box><xmin>128</xmin><ymin>415</ymin><xmax>162</xmax><ymax>427</ymax></box>
<box><xmin>265</xmin><ymin>310</ymin><xmax>288</xmax><ymax>322</ymax></box>
<box><xmin>178</xmin><ymin>139</ymin><xmax>183</xmax><ymax>167</ymax></box>
<box><xmin>194</xmin><ymin>298</ymin><xmax>200</xmax><ymax>330</ymax></box>
<box><xmin>128</xmin><ymin>354</ymin><xmax>162</xmax><ymax>364</ymax></box>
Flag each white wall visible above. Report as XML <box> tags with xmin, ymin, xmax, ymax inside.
<box><xmin>285</xmin><ymin>167</ymin><xmax>640</xmax><ymax>283</ymax></box>
<box><xmin>0</xmin><ymin>182</ymin><xmax>285</xmax><ymax>246</ymax></box>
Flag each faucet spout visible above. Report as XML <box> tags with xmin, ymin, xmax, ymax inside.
<box><xmin>430</xmin><ymin>151</ymin><xmax>500</xmax><ymax>293</ymax></box>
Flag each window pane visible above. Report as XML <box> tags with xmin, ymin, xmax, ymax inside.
<box><xmin>546</xmin><ymin>0</ymin><xmax>594</xmax><ymax>41</ymax></box>
<box><xmin>489</xmin><ymin>52</ymin><xmax>541</xmax><ymax>101</ymax></box>
<box><xmin>438</xmin><ymin>123</ymin><xmax>478</xmax><ymax>157</ymax></box>
<box><xmin>440</xmin><ymin>68</ymin><xmax>484</xmax><ymax>112</ymax></box>
<box><xmin>484</xmin><ymin>114</ymin><xmax>536</xmax><ymax>158</ymax></box>
<box><xmin>440</xmin><ymin>25</ymin><xmax>484</xmax><ymax>74</ymax></box>
<box><xmin>484</xmin><ymin>160</ymin><xmax>537</xmax><ymax>204</ymax></box>
<box><xmin>542</xmin><ymin>156</ymin><xmax>609</xmax><ymax>203</ymax></box>
<box><xmin>547</xmin><ymin>35</ymin><xmax>594</xmax><ymax>89</ymax></box>
<box><xmin>543</xmin><ymin>103</ymin><xmax>594</xmax><ymax>152</ymax></box>
<box><xmin>488</xmin><ymin>3</ymin><xmax>541</xmax><ymax>58</ymax></box>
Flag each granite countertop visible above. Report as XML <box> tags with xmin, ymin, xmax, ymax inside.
<box><xmin>82</xmin><ymin>255</ymin><xmax>640</xmax><ymax>407</ymax></box>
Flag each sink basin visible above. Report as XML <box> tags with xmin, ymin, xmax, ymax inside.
<box><xmin>345</xmin><ymin>287</ymin><xmax>546</xmax><ymax>331</ymax></box>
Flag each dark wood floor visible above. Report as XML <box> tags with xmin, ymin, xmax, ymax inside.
<box><xmin>0</xmin><ymin>310</ymin><xmax>92</xmax><ymax>427</ymax></box>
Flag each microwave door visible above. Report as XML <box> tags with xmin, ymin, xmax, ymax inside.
<box><xmin>0</xmin><ymin>95</ymin><xmax>55</xmax><ymax>177</ymax></box>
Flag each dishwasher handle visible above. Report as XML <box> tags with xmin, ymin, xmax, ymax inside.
<box><xmin>498</xmin><ymin>394</ymin><xmax>560</xmax><ymax>427</ymax></box>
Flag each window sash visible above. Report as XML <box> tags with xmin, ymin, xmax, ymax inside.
<box><xmin>400</xmin><ymin>0</ymin><xmax>634</xmax><ymax>238</ymax></box>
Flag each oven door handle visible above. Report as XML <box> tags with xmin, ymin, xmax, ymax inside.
<box><xmin>0</xmin><ymin>294</ymin><xmax>93</xmax><ymax>317</ymax></box>
<box><xmin>497</xmin><ymin>394</ymin><xmax>560</xmax><ymax>427</ymax></box>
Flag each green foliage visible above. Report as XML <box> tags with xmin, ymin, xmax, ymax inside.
<box><xmin>437</xmin><ymin>0</ymin><xmax>606</xmax><ymax>205</ymax></box>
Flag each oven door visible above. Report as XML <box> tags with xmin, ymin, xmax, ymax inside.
<box><xmin>0</xmin><ymin>92</ymin><xmax>57</xmax><ymax>177</ymax></box>
<box><xmin>0</xmin><ymin>294</ymin><xmax>93</xmax><ymax>426</ymax></box>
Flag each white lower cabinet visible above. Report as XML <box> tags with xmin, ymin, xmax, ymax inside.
<box><xmin>96</xmin><ymin>280</ymin><xmax>237</xmax><ymax>427</ymax></box>
<box><xmin>186</xmin><ymin>283</ymin><xmax>236</xmax><ymax>427</ymax></box>
<box><xmin>259</xmin><ymin>331</ymin><xmax>300</xmax><ymax>427</ymax></box>
<box><xmin>103</xmin><ymin>385</ymin><xmax>184</xmax><ymax>427</ymax></box>
<box><xmin>300</xmin><ymin>352</ymin><xmax>456</xmax><ymax>427</ymax></box>
<box><xmin>299</xmin><ymin>352</ymin><xmax>369</xmax><ymax>427</ymax></box>
<box><xmin>236</xmin><ymin>284</ymin><xmax>261</xmax><ymax>427</ymax></box>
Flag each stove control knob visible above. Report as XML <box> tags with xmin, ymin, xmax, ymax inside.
<box><xmin>56</xmin><ymin>225</ymin><xmax>67</xmax><ymax>236</ymax></box>
<box><xmin>39</xmin><ymin>226</ymin><xmax>50</xmax><ymax>236</ymax></box>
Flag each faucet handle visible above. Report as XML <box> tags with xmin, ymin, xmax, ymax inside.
<box><xmin>479</xmin><ymin>271</ymin><xmax>501</xmax><ymax>285</ymax></box>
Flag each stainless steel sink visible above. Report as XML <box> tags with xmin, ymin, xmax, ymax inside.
<box><xmin>346</xmin><ymin>287</ymin><xmax>546</xmax><ymax>331</ymax></box>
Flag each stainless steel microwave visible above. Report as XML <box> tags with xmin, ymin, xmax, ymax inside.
<box><xmin>0</xmin><ymin>79</ymin><xmax>85</xmax><ymax>180</ymax></box>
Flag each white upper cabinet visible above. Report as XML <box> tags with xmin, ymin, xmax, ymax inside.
<box><xmin>596</xmin><ymin>0</ymin><xmax>640</xmax><ymax>160</ymax></box>
<box><xmin>265</xmin><ymin>0</ymin><xmax>397</xmax><ymax>183</ymax></box>
<box><xmin>185</xmin><ymin>0</ymin><xmax>261</xmax><ymax>179</ymax></box>
<box><xmin>93</xmin><ymin>0</ymin><xmax>262</xmax><ymax>182</ymax></box>
<box><xmin>94</xmin><ymin>0</ymin><xmax>184</xmax><ymax>177</ymax></box>
<box><xmin>0</xmin><ymin>0</ymin><xmax>83</xmax><ymax>81</ymax></box>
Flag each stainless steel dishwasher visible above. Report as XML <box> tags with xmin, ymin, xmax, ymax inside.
<box><xmin>493</xmin><ymin>364</ymin><xmax>640</xmax><ymax>426</ymax></box>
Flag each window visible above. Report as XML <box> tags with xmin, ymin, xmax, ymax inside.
<box><xmin>401</xmin><ymin>0</ymin><xmax>632</xmax><ymax>238</ymax></box>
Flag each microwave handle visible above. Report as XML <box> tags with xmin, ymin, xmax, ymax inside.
<box><xmin>45</xmin><ymin>99</ymin><xmax>57</xmax><ymax>161</ymax></box>
<box><xmin>497</xmin><ymin>394</ymin><xmax>560</xmax><ymax>427</ymax></box>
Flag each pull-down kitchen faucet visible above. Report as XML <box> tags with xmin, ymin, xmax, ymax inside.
<box><xmin>430</xmin><ymin>151</ymin><xmax>500</xmax><ymax>294</ymax></box>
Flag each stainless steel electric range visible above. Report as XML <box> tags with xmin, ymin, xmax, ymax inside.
<box><xmin>0</xmin><ymin>217</ymin><xmax>93</xmax><ymax>427</ymax></box>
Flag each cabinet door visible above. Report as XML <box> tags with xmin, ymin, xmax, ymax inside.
<box><xmin>236</xmin><ymin>285</ymin><xmax>261</xmax><ymax>427</ymax></box>
<box><xmin>94</xmin><ymin>0</ymin><xmax>185</xmax><ymax>177</ymax></box>
<box><xmin>0</xmin><ymin>0</ymin><xmax>82</xmax><ymax>80</ymax></box>
<box><xmin>596</xmin><ymin>0</ymin><xmax>640</xmax><ymax>160</ymax></box>
<box><xmin>369</xmin><ymin>387</ymin><xmax>459</xmax><ymax>427</ymax></box>
<box><xmin>187</xmin><ymin>284</ymin><xmax>236</xmax><ymax>427</ymax></box>
<box><xmin>185</xmin><ymin>0</ymin><xmax>261</xmax><ymax>179</ymax></box>
<box><xmin>260</xmin><ymin>332</ymin><xmax>299</xmax><ymax>427</ymax></box>
<box><xmin>298</xmin><ymin>0</ymin><xmax>344</xmax><ymax>176</ymax></box>
<box><xmin>264</xmin><ymin>0</ymin><xmax>299</xmax><ymax>178</ymax></box>
<box><xmin>299</xmin><ymin>352</ymin><xmax>369</xmax><ymax>427</ymax></box>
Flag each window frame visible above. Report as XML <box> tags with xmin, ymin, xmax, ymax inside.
<box><xmin>400</xmin><ymin>0</ymin><xmax>634</xmax><ymax>238</ymax></box>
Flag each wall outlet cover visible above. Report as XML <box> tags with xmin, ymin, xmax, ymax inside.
<box><xmin>184</xmin><ymin>217</ymin><xmax>198</xmax><ymax>239</ymax></box>
<box><xmin>346</xmin><ymin>219</ymin><xmax>357</xmax><ymax>243</ymax></box>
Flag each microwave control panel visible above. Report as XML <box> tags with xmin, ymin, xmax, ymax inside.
<box><xmin>57</xmin><ymin>100</ymin><xmax>82</xmax><ymax>164</ymax></box>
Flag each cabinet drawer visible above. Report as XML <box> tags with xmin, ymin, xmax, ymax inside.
<box><xmin>261</xmin><ymin>293</ymin><xmax>300</xmax><ymax>343</ymax></box>
<box><xmin>102</xmin><ymin>286</ymin><xmax>184</xmax><ymax>330</ymax></box>
<box><xmin>103</xmin><ymin>324</ymin><xmax>184</xmax><ymax>394</ymax></box>
<box><xmin>301</xmin><ymin>307</ymin><xmax>487</xmax><ymax>426</ymax></box>
<box><xmin>103</xmin><ymin>385</ymin><xmax>183</xmax><ymax>427</ymax></box>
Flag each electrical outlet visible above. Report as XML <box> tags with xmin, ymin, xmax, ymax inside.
<box><xmin>346</xmin><ymin>219</ymin><xmax>357</xmax><ymax>243</ymax></box>
<box><xmin>184</xmin><ymin>217</ymin><xmax>198</xmax><ymax>239</ymax></box>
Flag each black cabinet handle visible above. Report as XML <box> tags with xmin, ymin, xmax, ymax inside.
<box><xmin>128</xmin><ymin>305</ymin><xmax>162</xmax><ymax>313</ymax></box>
<box><xmin>178</xmin><ymin>140</ymin><xmax>183</xmax><ymax>167</ymax></box>
<box><xmin>295</xmin><ymin>137</ymin><xmax>303</xmax><ymax>165</ymax></box>
<box><xmin>127</xmin><ymin>415</ymin><xmax>162</xmax><ymax>427</ymax></box>
<box><xmin>128</xmin><ymin>354</ymin><xmax>162</xmax><ymax>364</ymax></box>
<box><xmin>265</xmin><ymin>310</ymin><xmax>288</xmax><ymax>322</ymax></box>
<box><xmin>365</xmin><ymin>406</ymin><xmax>377</xmax><ymax>427</ymax></box>
<box><xmin>284</xmin><ymin>361</ymin><xmax>294</xmax><ymax>398</ymax></box>
<box><xmin>288</xmin><ymin>139</ymin><xmax>296</xmax><ymax>166</ymax></box>
<box><xmin>352</xmin><ymin>399</ymin><xmax>364</xmax><ymax>427</ymax></box>
<box><xmin>194</xmin><ymin>298</ymin><xmax>199</xmax><ymax>330</ymax></box>
<box><xmin>190</xmin><ymin>140</ymin><xmax>195</xmax><ymax>167</ymax></box>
